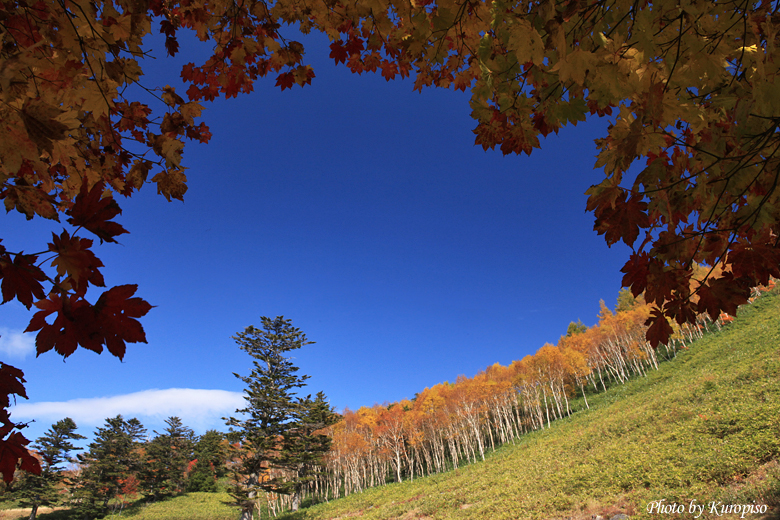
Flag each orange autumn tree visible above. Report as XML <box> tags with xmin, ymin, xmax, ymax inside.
<box><xmin>2</xmin><ymin>0</ymin><xmax>780</xmax><ymax>479</ymax></box>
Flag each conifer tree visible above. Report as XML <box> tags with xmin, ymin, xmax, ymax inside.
<box><xmin>10</xmin><ymin>418</ymin><xmax>85</xmax><ymax>520</ymax></box>
<box><xmin>74</xmin><ymin>416</ymin><xmax>146</xmax><ymax>519</ymax></box>
<box><xmin>138</xmin><ymin>417</ymin><xmax>195</xmax><ymax>500</ymax></box>
<box><xmin>226</xmin><ymin>316</ymin><xmax>337</xmax><ymax>517</ymax></box>
<box><xmin>186</xmin><ymin>430</ymin><xmax>228</xmax><ymax>492</ymax></box>
<box><xmin>284</xmin><ymin>391</ymin><xmax>339</xmax><ymax>509</ymax></box>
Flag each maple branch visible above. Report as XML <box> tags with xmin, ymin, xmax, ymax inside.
<box><xmin>661</xmin><ymin>15</ymin><xmax>686</xmax><ymax>95</ymax></box>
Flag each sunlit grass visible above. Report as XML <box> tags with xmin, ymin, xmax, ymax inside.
<box><xmin>19</xmin><ymin>290</ymin><xmax>780</xmax><ymax>520</ymax></box>
<box><xmin>280</xmin><ymin>290</ymin><xmax>780</xmax><ymax>520</ymax></box>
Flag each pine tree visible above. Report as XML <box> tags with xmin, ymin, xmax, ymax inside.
<box><xmin>9</xmin><ymin>418</ymin><xmax>85</xmax><ymax>520</ymax></box>
<box><xmin>226</xmin><ymin>316</ymin><xmax>337</xmax><ymax>517</ymax></box>
<box><xmin>74</xmin><ymin>415</ymin><xmax>146</xmax><ymax>519</ymax></box>
<box><xmin>138</xmin><ymin>417</ymin><xmax>195</xmax><ymax>500</ymax></box>
<box><xmin>565</xmin><ymin>320</ymin><xmax>588</xmax><ymax>337</ymax></box>
<box><xmin>186</xmin><ymin>430</ymin><xmax>227</xmax><ymax>493</ymax></box>
<box><xmin>283</xmin><ymin>391</ymin><xmax>339</xmax><ymax>510</ymax></box>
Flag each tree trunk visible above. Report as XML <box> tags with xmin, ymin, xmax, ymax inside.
<box><xmin>239</xmin><ymin>505</ymin><xmax>254</xmax><ymax>520</ymax></box>
<box><xmin>291</xmin><ymin>487</ymin><xmax>302</xmax><ymax>512</ymax></box>
<box><xmin>28</xmin><ymin>504</ymin><xmax>38</xmax><ymax>520</ymax></box>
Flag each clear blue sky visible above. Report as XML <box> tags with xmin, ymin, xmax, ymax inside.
<box><xmin>3</xmin><ymin>30</ymin><xmax>632</xmax><ymax>445</ymax></box>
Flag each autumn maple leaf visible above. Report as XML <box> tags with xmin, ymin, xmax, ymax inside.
<box><xmin>48</xmin><ymin>231</ymin><xmax>105</xmax><ymax>297</ymax></box>
<box><xmin>25</xmin><ymin>293</ymin><xmax>102</xmax><ymax>358</ymax></box>
<box><xmin>66</xmin><ymin>181</ymin><xmax>129</xmax><ymax>243</ymax></box>
<box><xmin>93</xmin><ymin>284</ymin><xmax>153</xmax><ymax>360</ymax></box>
<box><xmin>0</xmin><ymin>363</ymin><xmax>41</xmax><ymax>482</ymax></box>
<box><xmin>0</xmin><ymin>432</ymin><xmax>41</xmax><ymax>483</ymax></box>
<box><xmin>620</xmin><ymin>252</ymin><xmax>651</xmax><ymax>297</ymax></box>
<box><xmin>0</xmin><ymin>253</ymin><xmax>47</xmax><ymax>308</ymax></box>
<box><xmin>645</xmin><ymin>308</ymin><xmax>674</xmax><ymax>348</ymax></box>
<box><xmin>329</xmin><ymin>41</ymin><xmax>349</xmax><ymax>65</ymax></box>
<box><xmin>728</xmin><ymin>242</ymin><xmax>780</xmax><ymax>286</ymax></box>
<box><xmin>275</xmin><ymin>72</ymin><xmax>295</xmax><ymax>91</ymax></box>
<box><xmin>696</xmin><ymin>274</ymin><xmax>750</xmax><ymax>319</ymax></box>
<box><xmin>0</xmin><ymin>363</ymin><xmax>28</xmax><ymax>408</ymax></box>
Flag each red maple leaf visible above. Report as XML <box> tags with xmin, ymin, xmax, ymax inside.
<box><xmin>0</xmin><ymin>363</ymin><xmax>40</xmax><ymax>483</ymax></box>
<box><xmin>643</xmin><ymin>263</ymin><xmax>684</xmax><ymax>306</ymax></box>
<box><xmin>696</xmin><ymin>274</ymin><xmax>750</xmax><ymax>319</ymax></box>
<box><xmin>66</xmin><ymin>181</ymin><xmax>128</xmax><ymax>243</ymax></box>
<box><xmin>728</xmin><ymin>242</ymin><xmax>780</xmax><ymax>286</ymax></box>
<box><xmin>0</xmin><ymin>432</ymin><xmax>41</xmax><ymax>483</ymax></box>
<box><xmin>93</xmin><ymin>285</ymin><xmax>153</xmax><ymax>360</ymax></box>
<box><xmin>0</xmin><ymin>253</ymin><xmax>47</xmax><ymax>308</ymax></box>
<box><xmin>275</xmin><ymin>72</ymin><xmax>294</xmax><ymax>91</ymax></box>
<box><xmin>645</xmin><ymin>307</ymin><xmax>674</xmax><ymax>348</ymax></box>
<box><xmin>380</xmin><ymin>60</ymin><xmax>398</xmax><ymax>81</ymax></box>
<box><xmin>612</xmin><ymin>194</ymin><xmax>650</xmax><ymax>247</ymax></box>
<box><xmin>663</xmin><ymin>296</ymin><xmax>697</xmax><ymax>325</ymax></box>
<box><xmin>620</xmin><ymin>252</ymin><xmax>651</xmax><ymax>297</ymax></box>
<box><xmin>329</xmin><ymin>41</ymin><xmax>349</xmax><ymax>65</ymax></box>
<box><xmin>25</xmin><ymin>287</ymin><xmax>151</xmax><ymax>360</ymax></box>
<box><xmin>0</xmin><ymin>363</ymin><xmax>28</xmax><ymax>408</ymax></box>
<box><xmin>25</xmin><ymin>293</ymin><xmax>102</xmax><ymax>358</ymax></box>
<box><xmin>49</xmin><ymin>231</ymin><xmax>105</xmax><ymax>297</ymax></box>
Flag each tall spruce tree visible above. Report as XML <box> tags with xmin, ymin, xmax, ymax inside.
<box><xmin>186</xmin><ymin>430</ymin><xmax>228</xmax><ymax>492</ymax></box>
<box><xmin>74</xmin><ymin>416</ymin><xmax>146</xmax><ymax>519</ymax></box>
<box><xmin>284</xmin><ymin>391</ymin><xmax>338</xmax><ymax>509</ymax></box>
<box><xmin>226</xmin><ymin>316</ymin><xmax>337</xmax><ymax>518</ymax></box>
<box><xmin>9</xmin><ymin>418</ymin><xmax>85</xmax><ymax>520</ymax></box>
<box><xmin>138</xmin><ymin>417</ymin><xmax>195</xmax><ymax>500</ymax></box>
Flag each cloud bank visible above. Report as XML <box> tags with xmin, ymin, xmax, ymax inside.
<box><xmin>10</xmin><ymin>388</ymin><xmax>246</xmax><ymax>433</ymax></box>
<box><xmin>0</xmin><ymin>328</ymin><xmax>35</xmax><ymax>359</ymax></box>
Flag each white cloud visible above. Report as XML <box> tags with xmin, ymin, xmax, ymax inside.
<box><xmin>0</xmin><ymin>328</ymin><xmax>35</xmax><ymax>359</ymax></box>
<box><xmin>10</xmin><ymin>388</ymin><xmax>246</xmax><ymax>433</ymax></box>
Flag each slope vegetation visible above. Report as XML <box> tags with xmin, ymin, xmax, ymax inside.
<box><xmin>282</xmin><ymin>291</ymin><xmax>780</xmax><ymax>520</ymax></box>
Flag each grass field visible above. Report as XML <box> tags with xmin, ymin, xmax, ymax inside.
<box><xmin>7</xmin><ymin>290</ymin><xmax>780</xmax><ymax>520</ymax></box>
<box><xmin>275</xmin><ymin>290</ymin><xmax>780</xmax><ymax>520</ymax></box>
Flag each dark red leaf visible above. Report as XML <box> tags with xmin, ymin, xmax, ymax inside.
<box><xmin>620</xmin><ymin>252</ymin><xmax>650</xmax><ymax>297</ymax></box>
<box><xmin>696</xmin><ymin>273</ymin><xmax>750</xmax><ymax>319</ymax></box>
<box><xmin>94</xmin><ymin>285</ymin><xmax>153</xmax><ymax>360</ymax></box>
<box><xmin>48</xmin><ymin>231</ymin><xmax>105</xmax><ymax>297</ymax></box>
<box><xmin>275</xmin><ymin>72</ymin><xmax>294</xmax><ymax>91</ymax></box>
<box><xmin>329</xmin><ymin>41</ymin><xmax>348</xmax><ymax>65</ymax></box>
<box><xmin>728</xmin><ymin>243</ymin><xmax>780</xmax><ymax>286</ymax></box>
<box><xmin>0</xmin><ymin>432</ymin><xmax>41</xmax><ymax>483</ymax></box>
<box><xmin>0</xmin><ymin>253</ymin><xmax>47</xmax><ymax>308</ymax></box>
<box><xmin>66</xmin><ymin>181</ymin><xmax>128</xmax><ymax>243</ymax></box>
<box><xmin>645</xmin><ymin>307</ymin><xmax>674</xmax><ymax>348</ymax></box>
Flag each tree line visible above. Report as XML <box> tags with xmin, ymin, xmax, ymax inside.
<box><xmin>4</xmin><ymin>284</ymin><xmax>775</xmax><ymax>519</ymax></box>
<box><xmin>2</xmin><ymin>416</ymin><xmax>229</xmax><ymax>520</ymax></box>
<box><xmin>254</xmin><ymin>284</ymin><xmax>776</xmax><ymax>515</ymax></box>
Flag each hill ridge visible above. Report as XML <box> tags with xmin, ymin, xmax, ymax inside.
<box><xmin>282</xmin><ymin>290</ymin><xmax>780</xmax><ymax>520</ymax></box>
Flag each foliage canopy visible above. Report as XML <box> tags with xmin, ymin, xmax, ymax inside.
<box><xmin>1</xmin><ymin>0</ymin><xmax>779</xmax><ymax>483</ymax></box>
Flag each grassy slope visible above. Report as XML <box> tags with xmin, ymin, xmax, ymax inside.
<box><xmin>19</xmin><ymin>290</ymin><xmax>780</xmax><ymax>520</ymax></box>
<box><xmin>281</xmin><ymin>291</ymin><xmax>780</xmax><ymax>520</ymax></box>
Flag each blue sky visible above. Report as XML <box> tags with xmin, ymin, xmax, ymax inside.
<box><xmin>3</xmin><ymin>30</ymin><xmax>632</xmax><ymax>445</ymax></box>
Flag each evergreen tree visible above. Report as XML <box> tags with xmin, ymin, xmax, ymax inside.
<box><xmin>186</xmin><ymin>430</ymin><xmax>227</xmax><ymax>492</ymax></box>
<box><xmin>138</xmin><ymin>417</ymin><xmax>195</xmax><ymax>500</ymax></box>
<box><xmin>566</xmin><ymin>319</ymin><xmax>588</xmax><ymax>337</ymax></box>
<box><xmin>283</xmin><ymin>391</ymin><xmax>338</xmax><ymax>509</ymax></box>
<box><xmin>226</xmin><ymin>316</ymin><xmax>337</xmax><ymax>518</ymax></box>
<box><xmin>9</xmin><ymin>418</ymin><xmax>85</xmax><ymax>520</ymax></box>
<box><xmin>74</xmin><ymin>415</ymin><xmax>146</xmax><ymax>519</ymax></box>
<box><xmin>616</xmin><ymin>288</ymin><xmax>640</xmax><ymax>313</ymax></box>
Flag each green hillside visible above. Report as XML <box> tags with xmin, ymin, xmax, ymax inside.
<box><xmin>16</xmin><ymin>290</ymin><xmax>780</xmax><ymax>520</ymax></box>
<box><xmin>277</xmin><ymin>291</ymin><xmax>780</xmax><ymax>520</ymax></box>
